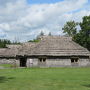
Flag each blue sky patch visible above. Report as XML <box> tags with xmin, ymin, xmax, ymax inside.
<box><xmin>27</xmin><ymin>0</ymin><xmax>64</xmax><ymax>4</ymax></box>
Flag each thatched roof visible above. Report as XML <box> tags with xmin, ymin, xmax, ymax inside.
<box><xmin>0</xmin><ymin>45</ymin><xmax>22</xmax><ymax>57</ymax></box>
<box><xmin>19</xmin><ymin>36</ymin><xmax>90</xmax><ymax>57</ymax></box>
<box><xmin>0</xmin><ymin>36</ymin><xmax>90</xmax><ymax>57</ymax></box>
<box><xmin>18</xmin><ymin>42</ymin><xmax>38</xmax><ymax>56</ymax></box>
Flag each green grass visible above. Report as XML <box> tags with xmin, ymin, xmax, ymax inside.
<box><xmin>0</xmin><ymin>64</ymin><xmax>13</xmax><ymax>68</ymax></box>
<box><xmin>0</xmin><ymin>64</ymin><xmax>15</xmax><ymax>68</ymax></box>
<box><xmin>0</xmin><ymin>68</ymin><xmax>90</xmax><ymax>90</ymax></box>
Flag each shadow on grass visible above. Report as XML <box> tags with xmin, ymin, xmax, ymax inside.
<box><xmin>83</xmin><ymin>84</ymin><xmax>90</xmax><ymax>88</ymax></box>
<box><xmin>0</xmin><ymin>76</ymin><xmax>15</xmax><ymax>83</ymax></box>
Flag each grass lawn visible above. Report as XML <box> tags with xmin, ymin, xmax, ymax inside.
<box><xmin>0</xmin><ymin>64</ymin><xmax>14</xmax><ymax>68</ymax></box>
<box><xmin>0</xmin><ymin>68</ymin><xmax>90</xmax><ymax>90</ymax></box>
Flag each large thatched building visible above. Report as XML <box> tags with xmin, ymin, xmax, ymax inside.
<box><xmin>0</xmin><ymin>36</ymin><xmax>90</xmax><ymax>67</ymax></box>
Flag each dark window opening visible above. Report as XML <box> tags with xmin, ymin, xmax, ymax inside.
<box><xmin>71</xmin><ymin>57</ymin><xmax>79</xmax><ymax>63</ymax></box>
<box><xmin>39</xmin><ymin>58</ymin><xmax>46</xmax><ymax>62</ymax></box>
<box><xmin>71</xmin><ymin>59</ymin><xmax>74</xmax><ymax>63</ymax></box>
<box><xmin>75</xmin><ymin>59</ymin><xmax>78</xmax><ymax>62</ymax></box>
<box><xmin>39</xmin><ymin>58</ymin><xmax>42</xmax><ymax>62</ymax></box>
<box><xmin>43</xmin><ymin>58</ymin><xmax>46</xmax><ymax>62</ymax></box>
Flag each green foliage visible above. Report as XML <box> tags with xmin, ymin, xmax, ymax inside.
<box><xmin>73</xmin><ymin>16</ymin><xmax>90</xmax><ymax>51</ymax></box>
<box><xmin>62</xmin><ymin>21</ymin><xmax>78</xmax><ymax>37</ymax></box>
<box><xmin>0</xmin><ymin>39</ymin><xmax>21</xmax><ymax>48</ymax></box>
<box><xmin>0</xmin><ymin>39</ymin><xmax>11</xmax><ymax>48</ymax></box>
<box><xmin>0</xmin><ymin>68</ymin><xmax>90</xmax><ymax>90</ymax></box>
<box><xmin>62</xmin><ymin>16</ymin><xmax>90</xmax><ymax>51</ymax></box>
<box><xmin>28</xmin><ymin>39</ymin><xmax>40</xmax><ymax>42</ymax></box>
<box><xmin>0</xmin><ymin>64</ymin><xmax>14</xmax><ymax>68</ymax></box>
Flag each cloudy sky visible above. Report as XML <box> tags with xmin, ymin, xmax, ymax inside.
<box><xmin>0</xmin><ymin>0</ymin><xmax>90</xmax><ymax>42</ymax></box>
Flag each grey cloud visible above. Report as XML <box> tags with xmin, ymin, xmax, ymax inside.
<box><xmin>0</xmin><ymin>0</ymin><xmax>16</xmax><ymax>6</ymax></box>
<box><xmin>0</xmin><ymin>0</ymin><xmax>89</xmax><ymax>42</ymax></box>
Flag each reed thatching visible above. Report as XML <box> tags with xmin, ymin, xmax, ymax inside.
<box><xmin>19</xmin><ymin>36</ymin><xmax>90</xmax><ymax>56</ymax></box>
<box><xmin>0</xmin><ymin>45</ymin><xmax>22</xmax><ymax>57</ymax></box>
<box><xmin>0</xmin><ymin>36</ymin><xmax>90</xmax><ymax>57</ymax></box>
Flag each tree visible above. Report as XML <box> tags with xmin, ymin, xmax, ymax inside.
<box><xmin>28</xmin><ymin>31</ymin><xmax>44</xmax><ymax>42</ymax></box>
<box><xmin>73</xmin><ymin>16</ymin><xmax>90</xmax><ymax>51</ymax></box>
<box><xmin>62</xmin><ymin>16</ymin><xmax>90</xmax><ymax>51</ymax></box>
<box><xmin>36</xmin><ymin>31</ymin><xmax>45</xmax><ymax>40</ymax></box>
<box><xmin>28</xmin><ymin>39</ymin><xmax>40</xmax><ymax>42</ymax></box>
<box><xmin>0</xmin><ymin>39</ymin><xmax>11</xmax><ymax>48</ymax></box>
<box><xmin>62</xmin><ymin>21</ymin><xmax>78</xmax><ymax>37</ymax></box>
<box><xmin>39</xmin><ymin>31</ymin><xmax>44</xmax><ymax>36</ymax></box>
<box><xmin>0</xmin><ymin>39</ymin><xmax>21</xmax><ymax>48</ymax></box>
<box><xmin>48</xmin><ymin>32</ymin><xmax>52</xmax><ymax>36</ymax></box>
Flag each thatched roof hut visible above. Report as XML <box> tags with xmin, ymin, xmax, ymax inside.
<box><xmin>0</xmin><ymin>45</ymin><xmax>22</xmax><ymax>58</ymax></box>
<box><xmin>0</xmin><ymin>36</ymin><xmax>90</xmax><ymax>67</ymax></box>
<box><xmin>0</xmin><ymin>36</ymin><xmax>90</xmax><ymax>57</ymax></box>
<box><xmin>18</xmin><ymin>36</ymin><xmax>90</xmax><ymax>57</ymax></box>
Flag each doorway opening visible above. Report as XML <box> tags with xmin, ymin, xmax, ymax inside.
<box><xmin>20</xmin><ymin>58</ymin><xmax>27</xmax><ymax>67</ymax></box>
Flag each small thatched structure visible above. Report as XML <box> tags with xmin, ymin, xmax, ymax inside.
<box><xmin>0</xmin><ymin>36</ymin><xmax>90</xmax><ymax>67</ymax></box>
<box><xmin>0</xmin><ymin>45</ymin><xmax>21</xmax><ymax>66</ymax></box>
